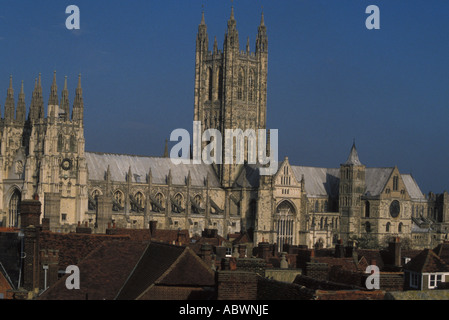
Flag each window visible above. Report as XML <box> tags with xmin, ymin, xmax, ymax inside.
<box><xmin>208</xmin><ymin>68</ymin><xmax>213</xmax><ymax>101</ymax></box>
<box><xmin>393</xmin><ymin>176</ymin><xmax>399</xmax><ymax>191</ymax></box>
<box><xmin>248</xmin><ymin>70</ymin><xmax>255</xmax><ymax>102</ymax></box>
<box><xmin>57</xmin><ymin>134</ymin><xmax>64</xmax><ymax>152</ymax></box>
<box><xmin>237</xmin><ymin>69</ymin><xmax>245</xmax><ymax>100</ymax></box>
<box><xmin>70</xmin><ymin>135</ymin><xmax>77</xmax><ymax>152</ymax></box>
<box><xmin>61</xmin><ymin>213</ymin><xmax>67</xmax><ymax>222</ymax></box>
<box><xmin>410</xmin><ymin>272</ymin><xmax>420</xmax><ymax>289</ymax></box>
<box><xmin>8</xmin><ymin>190</ymin><xmax>21</xmax><ymax>228</ymax></box>
<box><xmin>386</xmin><ymin>222</ymin><xmax>391</xmax><ymax>232</ymax></box>
<box><xmin>218</xmin><ymin>67</ymin><xmax>223</xmax><ymax>101</ymax></box>
<box><xmin>398</xmin><ymin>222</ymin><xmax>403</xmax><ymax>233</ymax></box>
<box><xmin>429</xmin><ymin>274</ymin><xmax>443</xmax><ymax>289</ymax></box>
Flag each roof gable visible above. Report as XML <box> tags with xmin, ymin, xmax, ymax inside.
<box><xmin>405</xmin><ymin>249</ymin><xmax>449</xmax><ymax>273</ymax></box>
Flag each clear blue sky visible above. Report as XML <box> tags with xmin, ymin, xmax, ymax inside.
<box><xmin>0</xmin><ymin>0</ymin><xmax>448</xmax><ymax>194</ymax></box>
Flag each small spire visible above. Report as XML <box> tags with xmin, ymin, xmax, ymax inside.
<box><xmin>20</xmin><ymin>80</ymin><xmax>24</xmax><ymax>94</ymax></box>
<box><xmin>246</xmin><ymin>36</ymin><xmax>250</xmax><ymax>52</ymax></box>
<box><xmin>38</xmin><ymin>73</ymin><xmax>42</xmax><ymax>89</ymax></box>
<box><xmin>9</xmin><ymin>75</ymin><xmax>13</xmax><ymax>89</ymax></box>
<box><xmin>164</xmin><ymin>139</ymin><xmax>169</xmax><ymax>158</ymax></box>
<box><xmin>77</xmin><ymin>73</ymin><xmax>82</xmax><ymax>89</ymax></box>
<box><xmin>260</xmin><ymin>8</ymin><xmax>265</xmax><ymax>26</ymax></box>
<box><xmin>200</xmin><ymin>6</ymin><xmax>205</xmax><ymax>25</ymax></box>
<box><xmin>230</xmin><ymin>5</ymin><xmax>235</xmax><ymax>21</ymax></box>
<box><xmin>64</xmin><ymin>75</ymin><xmax>68</xmax><ymax>90</ymax></box>
<box><xmin>213</xmin><ymin>36</ymin><xmax>218</xmax><ymax>54</ymax></box>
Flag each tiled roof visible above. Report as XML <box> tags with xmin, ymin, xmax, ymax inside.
<box><xmin>433</xmin><ymin>243</ymin><xmax>449</xmax><ymax>264</ymax></box>
<box><xmin>404</xmin><ymin>249</ymin><xmax>449</xmax><ymax>273</ymax></box>
<box><xmin>39</xmin><ymin>240</ymin><xmax>148</xmax><ymax>300</ymax></box>
<box><xmin>115</xmin><ymin>242</ymin><xmax>186</xmax><ymax>300</ymax></box>
<box><xmin>39</xmin><ymin>231</ymin><xmax>131</xmax><ymax>270</ymax></box>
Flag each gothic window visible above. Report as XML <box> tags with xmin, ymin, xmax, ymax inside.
<box><xmin>208</xmin><ymin>67</ymin><xmax>213</xmax><ymax>101</ymax></box>
<box><xmin>218</xmin><ymin>67</ymin><xmax>223</xmax><ymax>101</ymax></box>
<box><xmin>70</xmin><ymin>135</ymin><xmax>77</xmax><ymax>153</ymax></box>
<box><xmin>237</xmin><ymin>68</ymin><xmax>245</xmax><ymax>100</ymax></box>
<box><xmin>135</xmin><ymin>192</ymin><xmax>144</xmax><ymax>209</ymax></box>
<box><xmin>114</xmin><ymin>190</ymin><xmax>124</xmax><ymax>206</ymax></box>
<box><xmin>248</xmin><ymin>70</ymin><xmax>255</xmax><ymax>102</ymax></box>
<box><xmin>57</xmin><ymin>134</ymin><xmax>64</xmax><ymax>152</ymax></box>
<box><xmin>398</xmin><ymin>222</ymin><xmax>403</xmax><ymax>233</ymax></box>
<box><xmin>192</xmin><ymin>195</ymin><xmax>203</xmax><ymax>214</ymax></box>
<box><xmin>365</xmin><ymin>201</ymin><xmax>370</xmax><ymax>218</ymax></box>
<box><xmin>8</xmin><ymin>190</ymin><xmax>21</xmax><ymax>228</ymax></box>
<box><xmin>275</xmin><ymin>201</ymin><xmax>295</xmax><ymax>252</ymax></box>
<box><xmin>386</xmin><ymin>222</ymin><xmax>391</xmax><ymax>232</ymax></box>
<box><xmin>315</xmin><ymin>201</ymin><xmax>319</xmax><ymax>213</ymax></box>
<box><xmin>172</xmin><ymin>193</ymin><xmax>184</xmax><ymax>213</ymax></box>
<box><xmin>151</xmin><ymin>193</ymin><xmax>164</xmax><ymax>212</ymax></box>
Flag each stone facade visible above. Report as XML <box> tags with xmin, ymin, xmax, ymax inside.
<box><xmin>0</xmin><ymin>8</ymin><xmax>447</xmax><ymax>251</ymax></box>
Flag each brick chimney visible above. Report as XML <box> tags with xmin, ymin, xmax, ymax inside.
<box><xmin>389</xmin><ymin>237</ymin><xmax>402</xmax><ymax>267</ymax></box>
<box><xmin>20</xmin><ymin>200</ymin><xmax>42</xmax><ymax>229</ymax></box>
<box><xmin>149</xmin><ymin>221</ymin><xmax>157</xmax><ymax>237</ymax></box>
<box><xmin>23</xmin><ymin>226</ymin><xmax>40</xmax><ymax>293</ymax></box>
<box><xmin>199</xmin><ymin>243</ymin><xmax>212</xmax><ymax>265</ymax></box>
<box><xmin>257</xmin><ymin>242</ymin><xmax>271</xmax><ymax>260</ymax></box>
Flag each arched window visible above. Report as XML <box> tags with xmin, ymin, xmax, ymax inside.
<box><xmin>218</xmin><ymin>67</ymin><xmax>223</xmax><ymax>101</ymax></box>
<box><xmin>275</xmin><ymin>201</ymin><xmax>295</xmax><ymax>252</ymax></box>
<box><xmin>172</xmin><ymin>193</ymin><xmax>184</xmax><ymax>213</ymax></box>
<box><xmin>365</xmin><ymin>201</ymin><xmax>370</xmax><ymax>218</ymax></box>
<box><xmin>152</xmin><ymin>193</ymin><xmax>164</xmax><ymax>212</ymax></box>
<box><xmin>237</xmin><ymin>68</ymin><xmax>245</xmax><ymax>100</ymax></box>
<box><xmin>70</xmin><ymin>135</ymin><xmax>77</xmax><ymax>153</ymax></box>
<box><xmin>8</xmin><ymin>189</ymin><xmax>21</xmax><ymax>228</ymax></box>
<box><xmin>315</xmin><ymin>201</ymin><xmax>319</xmax><ymax>213</ymax></box>
<box><xmin>248</xmin><ymin>70</ymin><xmax>255</xmax><ymax>102</ymax></box>
<box><xmin>114</xmin><ymin>190</ymin><xmax>124</xmax><ymax>206</ymax></box>
<box><xmin>57</xmin><ymin>134</ymin><xmax>64</xmax><ymax>152</ymax></box>
<box><xmin>207</xmin><ymin>68</ymin><xmax>213</xmax><ymax>101</ymax></box>
<box><xmin>398</xmin><ymin>222</ymin><xmax>403</xmax><ymax>233</ymax></box>
<box><xmin>135</xmin><ymin>192</ymin><xmax>144</xmax><ymax>208</ymax></box>
<box><xmin>386</xmin><ymin>222</ymin><xmax>391</xmax><ymax>232</ymax></box>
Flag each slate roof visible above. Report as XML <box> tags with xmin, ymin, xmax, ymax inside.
<box><xmin>433</xmin><ymin>243</ymin><xmax>449</xmax><ymax>264</ymax></box>
<box><xmin>85</xmin><ymin>152</ymin><xmax>221</xmax><ymax>187</ymax></box>
<box><xmin>291</xmin><ymin>166</ymin><xmax>340</xmax><ymax>198</ymax></box>
<box><xmin>404</xmin><ymin>249</ymin><xmax>449</xmax><ymax>273</ymax></box>
<box><xmin>290</xmin><ymin>165</ymin><xmax>424</xmax><ymax>200</ymax></box>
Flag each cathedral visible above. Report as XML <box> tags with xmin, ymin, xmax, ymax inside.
<box><xmin>0</xmin><ymin>8</ymin><xmax>447</xmax><ymax>251</ymax></box>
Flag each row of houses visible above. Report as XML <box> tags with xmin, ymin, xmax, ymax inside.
<box><xmin>1</xmin><ymin>199</ymin><xmax>449</xmax><ymax>300</ymax></box>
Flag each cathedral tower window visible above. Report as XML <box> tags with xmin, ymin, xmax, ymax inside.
<box><xmin>386</xmin><ymin>222</ymin><xmax>391</xmax><ymax>232</ymax></box>
<box><xmin>114</xmin><ymin>190</ymin><xmax>124</xmax><ymax>206</ymax></box>
<box><xmin>70</xmin><ymin>135</ymin><xmax>77</xmax><ymax>153</ymax></box>
<box><xmin>398</xmin><ymin>222</ymin><xmax>403</xmax><ymax>233</ymax></box>
<box><xmin>58</xmin><ymin>134</ymin><xmax>64</xmax><ymax>152</ymax></box>
<box><xmin>207</xmin><ymin>67</ymin><xmax>213</xmax><ymax>101</ymax></box>
<box><xmin>218</xmin><ymin>67</ymin><xmax>223</xmax><ymax>101</ymax></box>
<box><xmin>248</xmin><ymin>70</ymin><xmax>255</xmax><ymax>102</ymax></box>
<box><xmin>237</xmin><ymin>68</ymin><xmax>245</xmax><ymax>100</ymax></box>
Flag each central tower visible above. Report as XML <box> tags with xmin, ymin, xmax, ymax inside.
<box><xmin>193</xmin><ymin>7</ymin><xmax>268</xmax><ymax>188</ymax></box>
